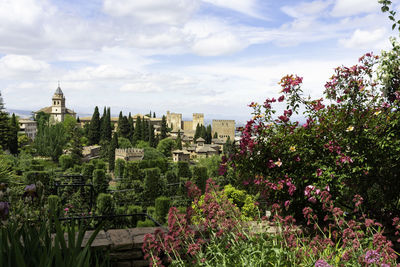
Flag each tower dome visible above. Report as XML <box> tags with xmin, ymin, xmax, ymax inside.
<box><xmin>54</xmin><ymin>82</ymin><xmax>63</xmax><ymax>95</ymax></box>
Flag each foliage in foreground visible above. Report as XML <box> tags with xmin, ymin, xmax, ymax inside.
<box><xmin>143</xmin><ymin>179</ymin><xmax>400</xmax><ymax>266</ymax></box>
<box><xmin>0</xmin><ymin>219</ymin><xmax>108</xmax><ymax>267</ymax></box>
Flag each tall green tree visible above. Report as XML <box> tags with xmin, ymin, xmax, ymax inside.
<box><xmin>161</xmin><ymin>115</ymin><xmax>168</xmax><ymax>139</ymax></box>
<box><xmin>128</xmin><ymin>113</ymin><xmax>134</xmax><ymax>141</ymax></box>
<box><xmin>108</xmin><ymin>132</ymin><xmax>118</xmax><ymax>172</ymax></box>
<box><xmin>213</xmin><ymin>132</ymin><xmax>218</xmax><ymax>139</ymax></box>
<box><xmin>206</xmin><ymin>125</ymin><xmax>212</xmax><ymax>144</ymax></box>
<box><xmin>149</xmin><ymin>124</ymin><xmax>155</xmax><ymax>148</ymax></box>
<box><xmin>153</xmin><ymin>112</ymin><xmax>156</xmax><ymax>118</ymax></box>
<box><xmin>34</xmin><ymin>123</ymin><xmax>67</xmax><ymax>161</ymax></box>
<box><xmin>117</xmin><ymin>111</ymin><xmax>123</xmax><ymax>133</ymax></box>
<box><xmin>134</xmin><ymin>116</ymin><xmax>142</xmax><ymax>141</ymax></box>
<box><xmin>0</xmin><ymin>92</ymin><xmax>10</xmax><ymax>151</ymax></box>
<box><xmin>88</xmin><ymin>106</ymin><xmax>101</xmax><ymax>145</ymax></box>
<box><xmin>8</xmin><ymin>113</ymin><xmax>19</xmax><ymax>154</ymax></box>
<box><xmin>105</xmin><ymin>107</ymin><xmax>112</xmax><ymax>141</ymax></box>
<box><xmin>176</xmin><ymin>130</ymin><xmax>182</xmax><ymax>150</ymax></box>
<box><xmin>69</xmin><ymin>126</ymin><xmax>83</xmax><ymax>164</ymax></box>
<box><xmin>119</xmin><ymin>116</ymin><xmax>130</xmax><ymax>138</ymax></box>
<box><xmin>194</xmin><ymin>124</ymin><xmax>201</xmax><ymax>142</ymax></box>
<box><xmin>142</xmin><ymin>117</ymin><xmax>148</xmax><ymax>141</ymax></box>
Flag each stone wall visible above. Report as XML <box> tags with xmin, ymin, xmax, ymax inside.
<box><xmin>166</xmin><ymin>111</ymin><xmax>182</xmax><ymax>130</ymax></box>
<box><xmin>212</xmin><ymin>120</ymin><xmax>235</xmax><ymax>142</ymax></box>
<box><xmin>192</xmin><ymin>113</ymin><xmax>204</xmax><ymax>130</ymax></box>
<box><xmin>71</xmin><ymin>227</ymin><xmax>162</xmax><ymax>267</ymax></box>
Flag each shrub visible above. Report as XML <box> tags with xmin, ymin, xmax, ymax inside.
<box><xmin>137</xmin><ymin>219</ymin><xmax>155</xmax><ymax>227</ymax></box>
<box><xmin>123</xmin><ymin>161</ymin><xmax>142</xmax><ymax>181</ymax></box>
<box><xmin>126</xmin><ymin>205</ymin><xmax>142</xmax><ymax>227</ymax></box>
<box><xmin>81</xmin><ymin>163</ymin><xmax>94</xmax><ymax>182</ymax></box>
<box><xmin>95</xmin><ymin>160</ymin><xmax>106</xmax><ymax>171</ymax></box>
<box><xmin>192</xmin><ymin>166</ymin><xmax>208</xmax><ymax>193</ymax></box>
<box><xmin>25</xmin><ymin>171</ymin><xmax>50</xmax><ymax>187</ymax></box>
<box><xmin>177</xmin><ymin>161</ymin><xmax>191</xmax><ymax>178</ymax></box>
<box><xmin>96</xmin><ymin>193</ymin><xmax>114</xmax><ymax>215</ymax></box>
<box><xmin>154</xmin><ymin>196</ymin><xmax>170</xmax><ymax>224</ymax></box>
<box><xmin>59</xmin><ymin>154</ymin><xmax>74</xmax><ymax>171</ymax></box>
<box><xmin>146</xmin><ymin>206</ymin><xmax>156</xmax><ymax>218</ymax></box>
<box><xmin>143</xmin><ymin>168</ymin><xmax>166</xmax><ymax>204</ymax></box>
<box><xmin>93</xmin><ymin>169</ymin><xmax>109</xmax><ymax>195</ymax></box>
<box><xmin>114</xmin><ymin>159</ymin><xmax>125</xmax><ymax>179</ymax></box>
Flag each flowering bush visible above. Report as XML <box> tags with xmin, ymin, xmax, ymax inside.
<box><xmin>142</xmin><ymin>179</ymin><xmax>400</xmax><ymax>266</ymax></box>
<box><xmin>228</xmin><ymin>53</ymin><xmax>400</xmax><ymax>229</ymax></box>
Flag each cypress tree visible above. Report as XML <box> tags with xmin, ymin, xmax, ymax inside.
<box><xmin>194</xmin><ymin>124</ymin><xmax>201</xmax><ymax>142</ymax></box>
<box><xmin>206</xmin><ymin>125</ymin><xmax>212</xmax><ymax>144</ymax></box>
<box><xmin>153</xmin><ymin>112</ymin><xmax>156</xmax><ymax>118</ymax></box>
<box><xmin>134</xmin><ymin>116</ymin><xmax>142</xmax><ymax>141</ymax></box>
<box><xmin>70</xmin><ymin>125</ymin><xmax>83</xmax><ymax>164</ymax></box>
<box><xmin>119</xmin><ymin>116</ymin><xmax>130</xmax><ymax>138</ymax></box>
<box><xmin>142</xmin><ymin>117</ymin><xmax>148</xmax><ymax>141</ymax></box>
<box><xmin>100</xmin><ymin>107</ymin><xmax>107</xmax><ymax>141</ymax></box>
<box><xmin>88</xmin><ymin>106</ymin><xmax>101</xmax><ymax>145</ymax></box>
<box><xmin>128</xmin><ymin>113</ymin><xmax>134</xmax><ymax>141</ymax></box>
<box><xmin>176</xmin><ymin>130</ymin><xmax>182</xmax><ymax>150</ymax></box>
<box><xmin>77</xmin><ymin>116</ymin><xmax>80</xmax><ymax>123</ymax></box>
<box><xmin>200</xmin><ymin>125</ymin><xmax>207</xmax><ymax>140</ymax></box>
<box><xmin>0</xmin><ymin>91</ymin><xmax>4</xmax><ymax>111</ymax></box>
<box><xmin>149</xmin><ymin>124</ymin><xmax>155</xmax><ymax>147</ymax></box>
<box><xmin>117</xmin><ymin>111</ymin><xmax>123</xmax><ymax>134</ymax></box>
<box><xmin>105</xmin><ymin>107</ymin><xmax>112</xmax><ymax>141</ymax></box>
<box><xmin>109</xmin><ymin>132</ymin><xmax>118</xmax><ymax>172</ymax></box>
<box><xmin>160</xmin><ymin>115</ymin><xmax>167</xmax><ymax>139</ymax></box>
<box><xmin>213</xmin><ymin>132</ymin><xmax>218</xmax><ymax>139</ymax></box>
<box><xmin>0</xmin><ymin>92</ymin><xmax>10</xmax><ymax>151</ymax></box>
<box><xmin>8</xmin><ymin>113</ymin><xmax>19</xmax><ymax>154</ymax></box>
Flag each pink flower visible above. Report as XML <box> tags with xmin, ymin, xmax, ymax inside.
<box><xmin>278</xmin><ymin>95</ymin><xmax>285</xmax><ymax>102</ymax></box>
<box><xmin>284</xmin><ymin>200</ymin><xmax>290</xmax><ymax>209</ymax></box>
<box><xmin>308</xmin><ymin>197</ymin><xmax>317</xmax><ymax>204</ymax></box>
<box><xmin>316</xmin><ymin>168</ymin><xmax>323</xmax><ymax>177</ymax></box>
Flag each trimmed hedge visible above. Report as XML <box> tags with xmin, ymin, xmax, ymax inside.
<box><xmin>155</xmin><ymin>196</ymin><xmax>170</xmax><ymax>224</ymax></box>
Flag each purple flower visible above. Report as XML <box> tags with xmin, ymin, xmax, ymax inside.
<box><xmin>315</xmin><ymin>259</ymin><xmax>332</xmax><ymax>267</ymax></box>
<box><xmin>0</xmin><ymin>202</ymin><xmax>9</xmax><ymax>220</ymax></box>
<box><xmin>23</xmin><ymin>184</ymin><xmax>38</xmax><ymax>200</ymax></box>
<box><xmin>364</xmin><ymin>250</ymin><xmax>380</xmax><ymax>264</ymax></box>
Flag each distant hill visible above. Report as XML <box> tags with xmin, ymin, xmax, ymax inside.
<box><xmin>6</xmin><ymin>109</ymin><xmax>33</xmax><ymax>119</ymax></box>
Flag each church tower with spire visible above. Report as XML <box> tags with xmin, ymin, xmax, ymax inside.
<box><xmin>51</xmin><ymin>82</ymin><xmax>66</xmax><ymax>122</ymax></box>
<box><xmin>35</xmin><ymin>82</ymin><xmax>76</xmax><ymax>123</ymax></box>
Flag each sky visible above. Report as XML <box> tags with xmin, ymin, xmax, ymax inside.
<box><xmin>0</xmin><ymin>0</ymin><xmax>398</xmax><ymax>124</ymax></box>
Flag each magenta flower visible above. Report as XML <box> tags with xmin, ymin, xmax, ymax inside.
<box><xmin>316</xmin><ymin>168</ymin><xmax>323</xmax><ymax>177</ymax></box>
<box><xmin>315</xmin><ymin>259</ymin><xmax>332</xmax><ymax>267</ymax></box>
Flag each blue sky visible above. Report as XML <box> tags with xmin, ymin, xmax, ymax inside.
<box><xmin>0</xmin><ymin>0</ymin><xmax>398</xmax><ymax>123</ymax></box>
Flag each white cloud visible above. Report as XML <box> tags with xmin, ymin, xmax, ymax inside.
<box><xmin>201</xmin><ymin>0</ymin><xmax>264</xmax><ymax>19</ymax></box>
<box><xmin>339</xmin><ymin>28</ymin><xmax>389</xmax><ymax>49</ymax></box>
<box><xmin>102</xmin><ymin>0</ymin><xmax>199</xmax><ymax>25</ymax></box>
<box><xmin>281</xmin><ymin>0</ymin><xmax>333</xmax><ymax>18</ymax></box>
<box><xmin>0</xmin><ymin>0</ymin><xmax>47</xmax><ymax>26</ymax></box>
<box><xmin>191</xmin><ymin>32</ymin><xmax>245</xmax><ymax>56</ymax></box>
<box><xmin>63</xmin><ymin>65</ymin><xmax>132</xmax><ymax>81</ymax></box>
<box><xmin>120</xmin><ymin>82</ymin><xmax>163</xmax><ymax>93</ymax></box>
<box><xmin>0</xmin><ymin>55</ymin><xmax>49</xmax><ymax>73</ymax></box>
<box><xmin>331</xmin><ymin>0</ymin><xmax>380</xmax><ymax>17</ymax></box>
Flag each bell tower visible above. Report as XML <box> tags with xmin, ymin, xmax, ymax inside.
<box><xmin>51</xmin><ymin>82</ymin><xmax>66</xmax><ymax>122</ymax></box>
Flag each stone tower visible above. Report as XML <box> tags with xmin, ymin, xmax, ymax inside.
<box><xmin>51</xmin><ymin>83</ymin><xmax>66</xmax><ymax>123</ymax></box>
<box><xmin>192</xmin><ymin>113</ymin><xmax>204</xmax><ymax>130</ymax></box>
